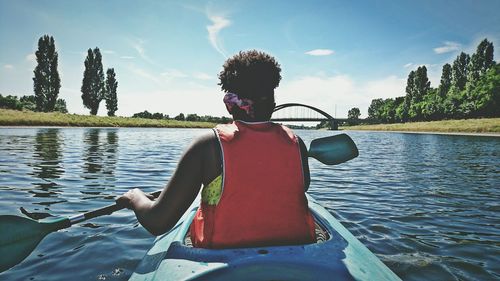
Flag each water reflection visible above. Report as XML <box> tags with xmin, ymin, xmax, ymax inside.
<box><xmin>29</xmin><ymin>128</ymin><xmax>64</xmax><ymax>199</ymax></box>
<box><xmin>81</xmin><ymin>129</ymin><xmax>119</xmax><ymax>197</ymax></box>
<box><xmin>83</xmin><ymin>129</ymin><xmax>103</xmax><ymax>176</ymax></box>
<box><xmin>33</xmin><ymin>128</ymin><xmax>63</xmax><ymax>180</ymax></box>
<box><xmin>103</xmin><ymin>130</ymin><xmax>118</xmax><ymax>177</ymax></box>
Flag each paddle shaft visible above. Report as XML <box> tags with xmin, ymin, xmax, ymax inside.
<box><xmin>65</xmin><ymin>190</ymin><xmax>162</xmax><ymax>227</ymax></box>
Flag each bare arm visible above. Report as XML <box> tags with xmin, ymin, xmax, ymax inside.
<box><xmin>117</xmin><ymin>132</ymin><xmax>218</xmax><ymax>236</ymax></box>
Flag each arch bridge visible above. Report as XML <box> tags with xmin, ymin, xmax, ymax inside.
<box><xmin>271</xmin><ymin>103</ymin><xmax>345</xmax><ymax>130</ymax></box>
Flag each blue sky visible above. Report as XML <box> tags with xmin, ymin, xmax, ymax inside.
<box><xmin>1</xmin><ymin>0</ymin><xmax>499</xmax><ymax>118</ymax></box>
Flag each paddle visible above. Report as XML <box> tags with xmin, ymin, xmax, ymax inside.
<box><xmin>0</xmin><ymin>133</ymin><xmax>358</xmax><ymax>273</ymax></box>
<box><xmin>308</xmin><ymin>133</ymin><xmax>359</xmax><ymax>165</ymax></box>
<box><xmin>0</xmin><ymin>190</ymin><xmax>162</xmax><ymax>273</ymax></box>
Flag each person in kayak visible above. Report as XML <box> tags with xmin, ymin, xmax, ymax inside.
<box><xmin>117</xmin><ymin>50</ymin><xmax>316</xmax><ymax>248</ymax></box>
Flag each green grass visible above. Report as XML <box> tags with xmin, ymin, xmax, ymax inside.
<box><xmin>2</xmin><ymin>109</ymin><xmax>499</xmax><ymax>133</ymax></box>
<box><xmin>0</xmin><ymin>109</ymin><xmax>215</xmax><ymax>128</ymax></box>
<box><xmin>341</xmin><ymin>118</ymin><xmax>500</xmax><ymax>134</ymax></box>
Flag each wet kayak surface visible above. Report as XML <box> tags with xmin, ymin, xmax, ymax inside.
<box><xmin>0</xmin><ymin>127</ymin><xmax>498</xmax><ymax>280</ymax></box>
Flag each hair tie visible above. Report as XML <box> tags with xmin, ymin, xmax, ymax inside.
<box><xmin>223</xmin><ymin>93</ymin><xmax>255</xmax><ymax>118</ymax></box>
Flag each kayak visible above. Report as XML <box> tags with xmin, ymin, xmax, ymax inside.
<box><xmin>129</xmin><ymin>195</ymin><xmax>401</xmax><ymax>281</ymax></box>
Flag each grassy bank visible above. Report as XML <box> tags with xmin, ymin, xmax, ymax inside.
<box><xmin>0</xmin><ymin>109</ymin><xmax>215</xmax><ymax>128</ymax></box>
<box><xmin>341</xmin><ymin>118</ymin><xmax>500</xmax><ymax>134</ymax></box>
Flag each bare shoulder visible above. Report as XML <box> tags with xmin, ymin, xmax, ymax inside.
<box><xmin>188</xmin><ymin>130</ymin><xmax>218</xmax><ymax>153</ymax></box>
<box><xmin>185</xmin><ymin>130</ymin><xmax>221</xmax><ymax>184</ymax></box>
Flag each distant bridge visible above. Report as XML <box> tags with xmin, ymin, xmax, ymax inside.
<box><xmin>271</xmin><ymin>103</ymin><xmax>347</xmax><ymax>130</ymax></box>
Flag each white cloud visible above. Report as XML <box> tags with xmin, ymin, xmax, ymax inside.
<box><xmin>305</xmin><ymin>49</ymin><xmax>335</xmax><ymax>56</ymax></box>
<box><xmin>403</xmin><ymin>63</ymin><xmax>438</xmax><ymax>72</ymax></box>
<box><xmin>127</xmin><ymin>65</ymin><xmax>162</xmax><ymax>85</ymax></box>
<box><xmin>131</xmin><ymin>38</ymin><xmax>154</xmax><ymax>64</ymax></box>
<box><xmin>206</xmin><ymin>14</ymin><xmax>231</xmax><ymax>57</ymax></box>
<box><xmin>4</xmin><ymin>64</ymin><xmax>14</xmax><ymax>69</ymax></box>
<box><xmin>193</xmin><ymin>72</ymin><xmax>213</xmax><ymax>80</ymax></box>
<box><xmin>363</xmin><ymin>76</ymin><xmax>406</xmax><ymax>100</ymax></box>
<box><xmin>126</xmin><ymin>66</ymin><xmax>193</xmax><ymax>88</ymax></box>
<box><xmin>434</xmin><ymin>41</ymin><xmax>461</xmax><ymax>54</ymax></box>
<box><xmin>120</xmin><ymin>56</ymin><xmax>135</xmax><ymax>59</ymax></box>
<box><xmin>26</xmin><ymin>53</ymin><xmax>37</xmax><ymax>62</ymax></box>
<box><xmin>276</xmin><ymin>74</ymin><xmax>405</xmax><ymax>118</ymax></box>
<box><xmin>160</xmin><ymin>69</ymin><xmax>188</xmax><ymax>79</ymax></box>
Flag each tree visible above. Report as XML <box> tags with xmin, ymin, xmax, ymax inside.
<box><xmin>414</xmin><ymin>66</ymin><xmax>431</xmax><ymax>101</ymax></box>
<box><xmin>174</xmin><ymin>113</ymin><xmax>185</xmax><ymax>121</ymax></box>
<box><xmin>152</xmin><ymin>112</ymin><xmax>164</xmax><ymax>119</ymax></box>
<box><xmin>421</xmin><ymin>89</ymin><xmax>444</xmax><ymax>120</ymax></box>
<box><xmin>408</xmin><ymin>66</ymin><xmax>431</xmax><ymax>121</ymax></box>
<box><xmin>347</xmin><ymin>107</ymin><xmax>361</xmax><ymax>125</ymax></box>
<box><xmin>20</xmin><ymin>95</ymin><xmax>37</xmax><ymax>111</ymax></box>
<box><xmin>439</xmin><ymin>63</ymin><xmax>452</xmax><ymax>98</ymax></box>
<box><xmin>380</xmin><ymin>98</ymin><xmax>397</xmax><ymax>123</ymax></box>
<box><xmin>452</xmin><ymin>52</ymin><xmax>470</xmax><ymax>91</ymax></box>
<box><xmin>81</xmin><ymin>48</ymin><xmax>105</xmax><ymax>115</ymax></box>
<box><xmin>33</xmin><ymin>35</ymin><xmax>61</xmax><ymax>112</ymax></box>
<box><xmin>132</xmin><ymin>110</ymin><xmax>153</xmax><ymax>119</ymax></box>
<box><xmin>368</xmin><ymin>98</ymin><xmax>384</xmax><ymax>121</ymax></box>
<box><xmin>0</xmin><ymin>94</ymin><xmax>23</xmax><ymax>110</ymax></box>
<box><xmin>467</xmin><ymin>64</ymin><xmax>500</xmax><ymax>117</ymax></box>
<box><xmin>54</xmin><ymin>99</ymin><xmax>68</xmax><ymax>113</ymax></box>
<box><xmin>186</xmin><ymin>113</ymin><xmax>200</xmax><ymax>121</ymax></box>
<box><xmin>468</xmin><ymin>39</ymin><xmax>496</xmax><ymax>86</ymax></box>
<box><xmin>105</xmin><ymin>68</ymin><xmax>118</xmax><ymax>116</ymax></box>
<box><xmin>393</xmin><ymin>97</ymin><xmax>405</xmax><ymax>123</ymax></box>
<box><xmin>401</xmin><ymin>70</ymin><xmax>416</xmax><ymax>122</ymax></box>
<box><xmin>443</xmin><ymin>86</ymin><xmax>464</xmax><ymax>119</ymax></box>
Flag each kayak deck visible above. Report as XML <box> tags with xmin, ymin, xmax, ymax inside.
<box><xmin>129</xmin><ymin>195</ymin><xmax>401</xmax><ymax>281</ymax></box>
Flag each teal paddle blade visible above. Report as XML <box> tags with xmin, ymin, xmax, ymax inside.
<box><xmin>308</xmin><ymin>134</ymin><xmax>359</xmax><ymax>165</ymax></box>
<box><xmin>0</xmin><ymin>215</ymin><xmax>69</xmax><ymax>272</ymax></box>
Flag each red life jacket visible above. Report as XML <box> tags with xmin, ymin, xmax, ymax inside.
<box><xmin>190</xmin><ymin>121</ymin><xmax>316</xmax><ymax>248</ymax></box>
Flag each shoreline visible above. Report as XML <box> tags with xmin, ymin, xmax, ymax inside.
<box><xmin>342</xmin><ymin>129</ymin><xmax>500</xmax><ymax>137</ymax></box>
<box><xmin>0</xmin><ymin>125</ymin><xmax>214</xmax><ymax>129</ymax></box>
<box><xmin>0</xmin><ymin>109</ymin><xmax>215</xmax><ymax>129</ymax></box>
<box><xmin>1</xmin><ymin>109</ymin><xmax>499</xmax><ymax>135</ymax></box>
<box><xmin>2</xmin><ymin>125</ymin><xmax>499</xmax><ymax>137</ymax></box>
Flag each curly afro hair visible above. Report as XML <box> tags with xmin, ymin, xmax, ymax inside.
<box><xmin>218</xmin><ymin>50</ymin><xmax>281</xmax><ymax>99</ymax></box>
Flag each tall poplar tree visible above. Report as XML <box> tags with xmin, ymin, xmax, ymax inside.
<box><xmin>33</xmin><ymin>35</ymin><xmax>61</xmax><ymax>112</ymax></box>
<box><xmin>468</xmin><ymin>39</ymin><xmax>495</xmax><ymax>84</ymax></box>
<box><xmin>401</xmin><ymin>70</ymin><xmax>416</xmax><ymax>122</ymax></box>
<box><xmin>413</xmin><ymin>66</ymin><xmax>431</xmax><ymax>102</ymax></box>
<box><xmin>408</xmin><ymin>66</ymin><xmax>431</xmax><ymax>121</ymax></box>
<box><xmin>81</xmin><ymin>48</ymin><xmax>105</xmax><ymax>115</ymax></box>
<box><xmin>439</xmin><ymin>63</ymin><xmax>452</xmax><ymax>97</ymax></box>
<box><xmin>452</xmin><ymin>52</ymin><xmax>470</xmax><ymax>91</ymax></box>
<box><xmin>105</xmin><ymin>68</ymin><xmax>118</xmax><ymax>116</ymax></box>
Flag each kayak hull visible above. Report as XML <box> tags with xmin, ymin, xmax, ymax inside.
<box><xmin>129</xmin><ymin>195</ymin><xmax>401</xmax><ymax>281</ymax></box>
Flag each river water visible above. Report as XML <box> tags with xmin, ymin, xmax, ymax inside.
<box><xmin>0</xmin><ymin>127</ymin><xmax>498</xmax><ymax>281</ymax></box>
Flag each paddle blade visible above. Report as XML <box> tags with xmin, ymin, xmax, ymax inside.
<box><xmin>0</xmin><ymin>215</ymin><xmax>69</xmax><ymax>273</ymax></box>
<box><xmin>308</xmin><ymin>134</ymin><xmax>359</xmax><ymax>165</ymax></box>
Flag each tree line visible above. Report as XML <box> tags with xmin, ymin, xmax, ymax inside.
<box><xmin>132</xmin><ymin>110</ymin><xmax>232</xmax><ymax>123</ymax></box>
<box><xmin>0</xmin><ymin>93</ymin><xmax>67</xmax><ymax>112</ymax></box>
<box><xmin>1</xmin><ymin>35</ymin><xmax>118</xmax><ymax>116</ymax></box>
<box><xmin>367</xmin><ymin>39</ymin><xmax>499</xmax><ymax>123</ymax></box>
